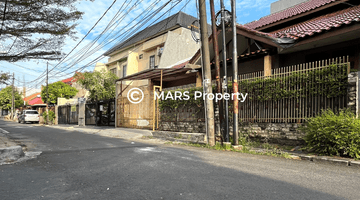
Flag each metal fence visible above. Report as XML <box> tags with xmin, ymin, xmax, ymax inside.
<box><xmin>236</xmin><ymin>56</ymin><xmax>350</xmax><ymax>123</ymax></box>
<box><xmin>58</xmin><ymin>105</ymin><xmax>78</xmax><ymax>124</ymax></box>
<box><xmin>85</xmin><ymin>103</ymin><xmax>96</xmax><ymax>125</ymax></box>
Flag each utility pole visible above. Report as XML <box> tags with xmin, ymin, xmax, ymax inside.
<box><xmin>231</xmin><ymin>0</ymin><xmax>239</xmax><ymax>145</ymax></box>
<box><xmin>210</xmin><ymin>0</ymin><xmax>224</xmax><ymax>141</ymax></box>
<box><xmin>46</xmin><ymin>62</ymin><xmax>49</xmax><ymax>124</ymax></box>
<box><xmin>220</xmin><ymin>0</ymin><xmax>229</xmax><ymax>142</ymax></box>
<box><xmin>11</xmin><ymin>72</ymin><xmax>14</xmax><ymax>120</ymax></box>
<box><xmin>23</xmin><ymin>75</ymin><xmax>26</xmax><ymax>105</ymax></box>
<box><xmin>198</xmin><ymin>0</ymin><xmax>215</xmax><ymax>146</ymax></box>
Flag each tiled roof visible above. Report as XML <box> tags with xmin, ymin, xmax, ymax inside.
<box><xmin>28</xmin><ymin>97</ymin><xmax>44</xmax><ymax>105</ymax></box>
<box><xmin>104</xmin><ymin>12</ymin><xmax>199</xmax><ymax>56</ymax></box>
<box><xmin>271</xmin><ymin>5</ymin><xmax>360</xmax><ymax>39</ymax></box>
<box><xmin>246</xmin><ymin>0</ymin><xmax>338</xmax><ymax>29</ymax></box>
<box><xmin>61</xmin><ymin>77</ymin><xmax>74</xmax><ymax>85</ymax></box>
<box><xmin>24</xmin><ymin>92</ymin><xmax>41</xmax><ymax>102</ymax></box>
<box><xmin>172</xmin><ymin>61</ymin><xmax>189</xmax><ymax>69</ymax></box>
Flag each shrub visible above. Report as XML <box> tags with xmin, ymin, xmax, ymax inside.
<box><xmin>42</xmin><ymin>110</ymin><xmax>56</xmax><ymax>124</ymax></box>
<box><xmin>300</xmin><ymin>109</ymin><xmax>360</xmax><ymax>159</ymax></box>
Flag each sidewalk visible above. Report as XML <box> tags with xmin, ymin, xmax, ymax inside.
<box><xmin>45</xmin><ymin>124</ymin><xmax>153</xmax><ymax>140</ymax></box>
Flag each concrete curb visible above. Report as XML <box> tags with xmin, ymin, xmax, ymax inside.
<box><xmin>0</xmin><ymin>146</ymin><xmax>25</xmax><ymax>163</ymax></box>
<box><xmin>0</xmin><ymin>127</ymin><xmax>25</xmax><ymax>164</ymax></box>
<box><xmin>151</xmin><ymin>131</ymin><xmax>206</xmax><ymax>143</ymax></box>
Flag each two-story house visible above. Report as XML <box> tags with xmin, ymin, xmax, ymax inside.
<box><xmin>102</xmin><ymin>11</ymin><xmax>203</xmax><ymax>129</ymax></box>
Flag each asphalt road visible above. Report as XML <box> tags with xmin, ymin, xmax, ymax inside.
<box><xmin>0</xmin><ymin>119</ymin><xmax>359</xmax><ymax>200</ymax></box>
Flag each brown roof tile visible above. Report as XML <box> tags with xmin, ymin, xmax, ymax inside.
<box><xmin>271</xmin><ymin>5</ymin><xmax>360</xmax><ymax>39</ymax></box>
<box><xmin>245</xmin><ymin>0</ymin><xmax>338</xmax><ymax>29</ymax></box>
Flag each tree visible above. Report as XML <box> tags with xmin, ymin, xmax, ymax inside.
<box><xmin>74</xmin><ymin>70</ymin><xmax>117</xmax><ymax>100</ymax></box>
<box><xmin>0</xmin><ymin>86</ymin><xmax>24</xmax><ymax>109</ymax></box>
<box><xmin>0</xmin><ymin>72</ymin><xmax>10</xmax><ymax>84</ymax></box>
<box><xmin>41</xmin><ymin>81</ymin><xmax>78</xmax><ymax>104</ymax></box>
<box><xmin>0</xmin><ymin>0</ymin><xmax>92</xmax><ymax>62</ymax></box>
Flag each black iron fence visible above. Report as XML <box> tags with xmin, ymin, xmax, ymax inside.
<box><xmin>58</xmin><ymin>99</ymin><xmax>115</xmax><ymax>126</ymax></box>
<box><xmin>58</xmin><ymin>105</ymin><xmax>78</xmax><ymax>124</ymax></box>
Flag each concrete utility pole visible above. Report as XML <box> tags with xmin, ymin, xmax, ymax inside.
<box><xmin>198</xmin><ymin>0</ymin><xmax>215</xmax><ymax>146</ymax></box>
<box><xmin>220</xmin><ymin>0</ymin><xmax>229</xmax><ymax>142</ymax></box>
<box><xmin>210</xmin><ymin>0</ymin><xmax>224</xmax><ymax>140</ymax></box>
<box><xmin>231</xmin><ymin>0</ymin><xmax>239</xmax><ymax>145</ymax></box>
<box><xmin>11</xmin><ymin>72</ymin><xmax>14</xmax><ymax>120</ymax></box>
<box><xmin>46</xmin><ymin>62</ymin><xmax>49</xmax><ymax>124</ymax></box>
<box><xmin>23</xmin><ymin>75</ymin><xmax>26</xmax><ymax>105</ymax></box>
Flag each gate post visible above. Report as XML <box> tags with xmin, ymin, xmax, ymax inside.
<box><xmin>55</xmin><ymin>105</ymin><xmax>58</xmax><ymax>125</ymax></box>
<box><xmin>78</xmin><ymin>98</ymin><xmax>86</xmax><ymax>126</ymax></box>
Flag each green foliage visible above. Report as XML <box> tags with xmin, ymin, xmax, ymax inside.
<box><xmin>74</xmin><ymin>70</ymin><xmax>117</xmax><ymax>101</ymax></box>
<box><xmin>0</xmin><ymin>86</ymin><xmax>24</xmax><ymax>109</ymax></box>
<box><xmin>159</xmin><ymin>87</ymin><xmax>205</xmax><ymax>109</ymax></box>
<box><xmin>159</xmin><ymin>64</ymin><xmax>348</xmax><ymax>109</ymax></box>
<box><xmin>239</xmin><ymin>64</ymin><xmax>348</xmax><ymax>101</ymax></box>
<box><xmin>42</xmin><ymin>110</ymin><xmax>56</xmax><ymax>123</ymax></box>
<box><xmin>300</xmin><ymin>109</ymin><xmax>360</xmax><ymax>159</ymax></box>
<box><xmin>41</xmin><ymin>81</ymin><xmax>78</xmax><ymax>104</ymax></box>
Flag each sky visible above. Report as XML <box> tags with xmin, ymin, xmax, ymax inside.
<box><xmin>0</xmin><ymin>0</ymin><xmax>278</xmax><ymax>93</ymax></box>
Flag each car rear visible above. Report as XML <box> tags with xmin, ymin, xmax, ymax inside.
<box><xmin>24</xmin><ymin>110</ymin><xmax>40</xmax><ymax>123</ymax></box>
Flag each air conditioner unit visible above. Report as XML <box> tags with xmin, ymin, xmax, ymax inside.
<box><xmin>158</xmin><ymin>47</ymin><xmax>164</xmax><ymax>56</ymax></box>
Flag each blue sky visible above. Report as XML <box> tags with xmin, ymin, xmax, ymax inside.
<box><xmin>0</xmin><ymin>0</ymin><xmax>278</xmax><ymax>91</ymax></box>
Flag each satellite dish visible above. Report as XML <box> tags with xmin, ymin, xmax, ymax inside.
<box><xmin>216</xmin><ymin>10</ymin><xmax>232</xmax><ymax>27</ymax></box>
<box><xmin>190</xmin><ymin>20</ymin><xmax>200</xmax><ymax>43</ymax></box>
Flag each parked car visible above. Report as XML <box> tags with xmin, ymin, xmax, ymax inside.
<box><xmin>18</xmin><ymin>110</ymin><xmax>40</xmax><ymax>124</ymax></box>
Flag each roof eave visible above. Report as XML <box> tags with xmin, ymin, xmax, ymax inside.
<box><xmin>104</xmin><ymin>25</ymin><xmax>182</xmax><ymax>57</ymax></box>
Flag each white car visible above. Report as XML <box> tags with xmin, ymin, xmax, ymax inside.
<box><xmin>18</xmin><ymin>110</ymin><xmax>40</xmax><ymax>124</ymax></box>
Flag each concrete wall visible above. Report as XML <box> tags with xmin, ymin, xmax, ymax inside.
<box><xmin>94</xmin><ymin>63</ymin><xmax>107</xmax><ymax>72</ymax></box>
<box><xmin>271</xmin><ymin>0</ymin><xmax>309</xmax><ymax>14</ymax></box>
<box><xmin>358</xmin><ymin>71</ymin><xmax>360</xmax><ymax>118</ymax></box>
<box><xmin>159</xmin><ymin>28</ymin><xmax>199</xmax><ymax>68</ymax></box>
<box><xmin>57</xmin><ymin>98</ymin><xmax>78</xmax><ymax>106</ymax></box>
<box><xmin>348</xmin><ymin>72</ymin><xmax>358</xmax><ymax>116</ymax></box>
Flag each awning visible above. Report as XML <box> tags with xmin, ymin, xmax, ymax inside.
<box><xmin>115</xmin><ymin>63</ymin><xmax>192</xmax><ymax>82</ymax></box>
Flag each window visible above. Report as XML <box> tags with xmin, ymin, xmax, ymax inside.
<box><xmin>149</xmin><ymin>55</ymin><xmax>155</xmax><ymax>69</ymax></box>
<box><xmin>26</xmin><ymin>111</ymin><xmax>38</xmax><ymax>114</ymax></box>
<box><xmin>110</xmin><ymin>68</ymin><xmax>117</xmax><ymax>76</ymax></box>
<box><xmin>139</xmin><ymin>54</ymin><xmax>143</xmax><ymax>59</ymax></box>
<box><xmin>123</xmin><ymin>65</ymin><xmax>127</xmax><ymax>77</ymax></box>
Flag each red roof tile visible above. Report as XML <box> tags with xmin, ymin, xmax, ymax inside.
<box><xmin>246</xmin><ymin>0</ymin><xmax>337</xmax><ymax>29</ymax></box>
<box><xmin>24</xmin><ymin>92</ymin><xmax>41</xmax><ymax>102</ymax></box>
<box><xmin>28</xmin><ymin>97</ymin><xmax>44</xmax><ymax>105</ymax></box>
<box><xmin>61</xmin><ymin>77</ymin><xmax>74</xmax><ymax>85</ymax></box>
<box><xmin>172</xmin><ymin>61</ymin><xmax>190</xmax><ymax>69</ymax></box>
<box><xmin>271</xmin><ymin>5</ymin><xmax>360</xmax><ymax>39</ymax></box>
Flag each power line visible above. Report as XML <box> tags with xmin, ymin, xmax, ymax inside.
<box><xmin>59</xmin><ymin>0</ymin><xmax>190</xmax><ymax>77</ymax></box>
<box><xmin>24</xmin><ymin>0</ymin><xmax>120</xmax><ymax>84</ymax></box>
<box><xmin>44</xmin><ymin>0</ymin><xmax>164</xmax><ymax>79</ymax></box>
<box><xmin>53</xmin><ymin>0</ymin><xmax>145</xmax><ymax>74</ymax></box>
<box><xmin>25</xmin><ymin>0</ymin><xmax>190</xmax><ymax>86</ymax></box>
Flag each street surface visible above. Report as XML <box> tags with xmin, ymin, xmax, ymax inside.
<box><xmin>0</xmin><ymin>119</ymin><xmax>359</xmax><ymax>200</ymax></box>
